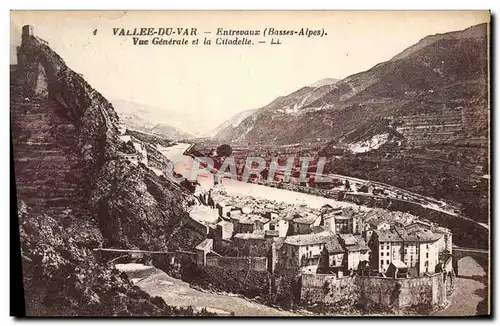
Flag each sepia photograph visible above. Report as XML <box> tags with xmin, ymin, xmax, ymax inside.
<box><xmin>9</xmin><ymin>10</ymin><xmax>491</xmax><ymax>317</ymax></box>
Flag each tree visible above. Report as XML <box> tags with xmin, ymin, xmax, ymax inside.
<box><xmin>216</xmin><ymin>144</ymin><xmax>232</xmax><ymax>157</ymax></box>
<box><xmin>317</xmin><ymin>247</ymin><xmax>331</xmax><ymax>274</ymax></box>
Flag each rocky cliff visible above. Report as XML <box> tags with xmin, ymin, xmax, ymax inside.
<box><xmin>11</xmin><ymin>26</ymin><xmax>205</xmax><ymax>316</ymax></box>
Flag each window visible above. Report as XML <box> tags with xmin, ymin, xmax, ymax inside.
<box><xmin>380</xmin><ymin>259</ymin><xmax>384</xmax><ymax>266</ymax></box>
<box><xmin>426</xmin><ymin>252</ymin><xmax>429</xmax><ymax>258</ymax></box>
<box><xmin>381</xmin><ymin>252</ymin><xmax>384</xmax><ymax>256</ymax></box>
<box><xmin>404</xmin><ymin>248</ymin><xmax>407</xmax><ymax>254</ymax></box>
<box><xmin>386</xmin><ymin>245</ymin><xmax>390</xmax><ymax>250</ymax></box>
<box><xmin>426</xmin><ymin>244</ymin><xmax>429</xmax><ymax>250</ymax></box>
<box><xmin>386</xmin><ymin>260</ymin><xmax>389</xmax><ymax>265</ymax></box>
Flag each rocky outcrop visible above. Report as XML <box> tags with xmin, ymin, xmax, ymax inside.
<box><xmin>12</xmin><ymin>26</ymin><xmax>120</xmax><ymax>218</ymax></box>
<box><xmin>11</xmin><ymin>26</ymin><xmax>203</xmax><ymax>316</ymax></box>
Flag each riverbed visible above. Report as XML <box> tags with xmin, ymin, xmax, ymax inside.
<box><xmin>133</xmin><ymin>266</ymin><xmax>299</xmax><ymax>316</ymax></box>
<box><xmin>432</xmin><ymin>256</ymin><xmax>489</xmax><ymax>316</ymax></box>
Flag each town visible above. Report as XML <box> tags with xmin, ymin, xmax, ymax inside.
<box><xmin>114</xmin><ymin>127</ymin><xmax>461</xmax><ymax>313</ymax></box>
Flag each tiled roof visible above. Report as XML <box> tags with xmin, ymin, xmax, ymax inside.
<box><xmin>195</xmin><ymin>238</ymin><xmax>213</xmax><ymax>250</ymax></box>
<box><xmin>390</xmin><ymin>259</ymin><xmax>407</xmax><ymax>269</ymax></box>
<box><xmin>395</xmin><ymin>226</ymin><xmax>442</xmax><ymax>243</ymax></box>
<box><xmin>324</xmin><ymin>236</ymin><xmax>344</xmax><ymax>253</ymax></box>
<box><xmin>284</xmin><ymin>231</ymin><xmax>333</xmax><ymax>246</ymax></box>
<box><xmin>412</xmin><ymin>228</ymin><xmax>442</xmax><ymax>243</ymax></box>
<box><xmin>366</xmin><ymin>217</ymin><xmax>390</xmax><ymax>227</ymax></box>
<box><xmin>238</xmin><ymin>214</ymin><xmax>269</xmax><ymax>225</ymax></box>
<box><xmin>233</xmin><ymin>231</ymin><xmax>265</xmax><ymax>240</ymax></box>
<box><xmin>217</xmin><ymin>220</ymin><xmax>232</xmax><ymax>227</ymax></box>
<box><xmin>293</xmin><ymin>213</ymin><xmax>320</xmax><ymax>225</ymax></box>
<box><xmin>339</xmin><ymin>234</ymin><xmax>369</xmax><ymax>251</ymax></box>
<box><xmin>376</xmin><ymin>230</ymin><xmax>403</xmax><ymax>242</ymax></box>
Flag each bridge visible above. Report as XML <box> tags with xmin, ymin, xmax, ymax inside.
<box><xmin>93</xmin><ymin>248</ymin><xmax>196</xmax><ymax>268</ymax></box>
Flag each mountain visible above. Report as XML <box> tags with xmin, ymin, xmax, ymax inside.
<box><xmin>111</xmin><ymin>99</ymin><xmax>196</xmax><ymax>140</ymax></box>
<box><xmin>11</xmin><ymin>26</ymin><xmax>207</xmax><ymax>316</ymax></box>
<box><xmin>212</xmin><ymin>78</ymin><xmax>340</xmax><ymax>140</ymax></box>
<box><xmin>215</xmin><ymin>23</ymin><xmax>488</xmax><ymax>148</ymax></box>
<box><xmin>209</xmin><ymin>108</ymin><xmax>258</xmax><ymax>138</ymax></box>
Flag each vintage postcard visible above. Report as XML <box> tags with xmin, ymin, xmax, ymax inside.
<box><xmin>10</xmin><ymin>10</ymin><xmax>490</xmax><ymax>317</ymax></box>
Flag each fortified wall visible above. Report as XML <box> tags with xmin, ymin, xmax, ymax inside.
<box><xmin>300</xmin><ymin>272</ymin><xmax>447</xmax><ymax>312</ymax></box>
<box><xmin>206</xmin><ymin>256</ymin><xmax>268</xmax><ymax>271</ymax></box>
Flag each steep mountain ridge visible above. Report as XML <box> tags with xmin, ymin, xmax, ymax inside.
<box><xmin>208</xmin><ymin>108</ymin><xmax>258</xmax><ymax>138</ymax></box>
<box><xmin>11</xmin><ymin>26</ymin><xmax>205</xmax><ymax>316</ymax></box>
<box><xmin>214</xmin><ymin>23</ymin><xmax>488</xmax><ymax>147</ymax></box>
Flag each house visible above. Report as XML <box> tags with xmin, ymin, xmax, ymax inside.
<box><xmin>234</xmin><ymin>214</ymin><xmax>270</xmax><ymax>234</ymax></box>
<box><xmin>195</xmin><ymin>238</ymin><xmax>213</xmax><ymax>267</ymax></box>
<box><xmin>321</xmin><ymin>207</ymin><xmax>361</xmax><ymax>235</ymax></box>
<box><xmin>281</xmin><ymin>231</ymin><xmax>334</xmax><ymax>272</ymax></box>
<box><xmin>216</xmin><ymin>202</ymin><xmax>233</xmax><ymax>218</ymax></box>
<box><xmin>394</xmin><ymin>226</ymin><xmax>442</xmax><ymax>276</ymax></box>
<box><xmin>414</xmin><ymin>228</ymin><xmax>441</xmax><ymax>275</ymax></box>
<box><xmin>338</xmin><ymin>234</ymin><xmax>370</xmax><ymax>271</ymax></box>
<box><xmin>228</xmin><ymin>208</ymin><xmax>243</xmax><ymax>218</ymax></box>
<box><xmin>320</xmin><ymin>208</ymin><xmax>343</xmax><ymax>233</ymax></box>
<box><xmin>320</xmin><ymin>204</ymin><xmax>335</xmax><ymax>215</ymax></box>
<box><xmin>431</xmin><ymin>226</ymin><xmax>453</xmax><ymax>254</ymax></box>
<box><xmin>254</xmin><ymin>216</ymin><xmax>271</xmax><ymax>232</ymax></box>
<box><xmin>234</xmin><ymin>217</ymin><xmax>255</xmax><ymax>234</ymax></box>
<box><xmin>394</xmin><ymin>227</ymin><xmax>421</xmax><ymax>273</ymax></box>
<box><xmin>369</xmin><ymin>229</ymin><xmax>403</xmax><ymax>274</ymax></box>
<box><xmin>216</xmin><ymin>220</ymin><xmax>234</xmax><ymax>240</ymax></box>
<box><xmin>268</xmin><ymin>217</ymin><xmax>289</xmax><ymax>237</ymax></box>
<box><xmin>386</xmin><ymin>260</ymin><xmax>408</xmax><ymax>278</ymax></box>
<box><xmin>317</xmin><ymin>235</ymin><xmax>345</xmax><ymax>274</ymax></box>
<box><xmin>233</xmin><ymin>232</ymin><xmax>269</xmax><ymax>256</ymax></box>
<box><xmin>405</xmin><ymin>220</ymin><xmax>432</xmax><ymax>231</ymax></box>
<box><xmin>291</xmin><ymin>212</ymin><xmax>321</xmax><ymax>235</ymax></box>
<box><xmin>362</xmin><ymin>215</ymin><xmax>391</xmax><ymax>243</ymax></box>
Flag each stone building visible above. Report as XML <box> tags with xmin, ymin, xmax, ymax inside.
<box><xmin>338</xmin><ymin>234</ymin><xmax>370</xmax><ymax>271</ymax></box>
<box><xmin>290</xmin><ymin>212</ymin><xmax>321</xmax><ymax>235</ymax></box>
<box><xmin>281</xmin><ymin>231</ymin><xmax>335</xmax><ymax>273</ymax></box>
<box><xmin>216</xmin><ymin>220</ymin><xmax>234</xmax><ymax>240</ymax></box>
<box><xmin>195</xmin><ymin>238</ymin><xmax>214</xmax><ymax>267</ymax></box>
<box><xmin>369</xmin><ymin>229</ymin><xmax>404</xmax><ymax>274</ymax></box>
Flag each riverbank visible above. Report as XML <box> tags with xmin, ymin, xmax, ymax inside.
<box><xmin>123</xmin><ymin>264</ymin><xmax>299</xmax><ymax>316</ymax></box>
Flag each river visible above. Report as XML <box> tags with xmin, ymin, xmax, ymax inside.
<box><xmin>157</xmin><ymin>142</ymin><xmax>365</xmax><ymax>210</ymax></box>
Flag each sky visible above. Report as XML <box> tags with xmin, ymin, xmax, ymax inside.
<box><xmin>10</xmin><ymin>10</ymin><xmax>489</xmax><ymax>135</ymax></box>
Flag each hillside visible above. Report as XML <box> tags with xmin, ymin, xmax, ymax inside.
<box><xmin>209</xmin><ymin>108</ymin><xmax>258</xmax><ymax>138</ymax></box>
<box><xmin>215</xmin><ymin>23</ymin><xmax>488</xmax><ymax>148</ymax></box>
<box><xmin>112</xmin><ymin>99</ymin><xmax>196</xmax><ymax>140</ymax></box>
<box><xmin>309</xmin><ymin>78</ymin><xmax>340</xmax><ymax>88</ymax></box>
<box><xmin>11</xmin><ymin>26</ymin><xmax>206</xmax><ymax>316</ymax></box>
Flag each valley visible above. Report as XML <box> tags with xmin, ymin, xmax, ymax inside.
<box><xmin>10</xmin><ymin>17</ymin><xmax>490</xmax><ymax>317</ymax></box>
